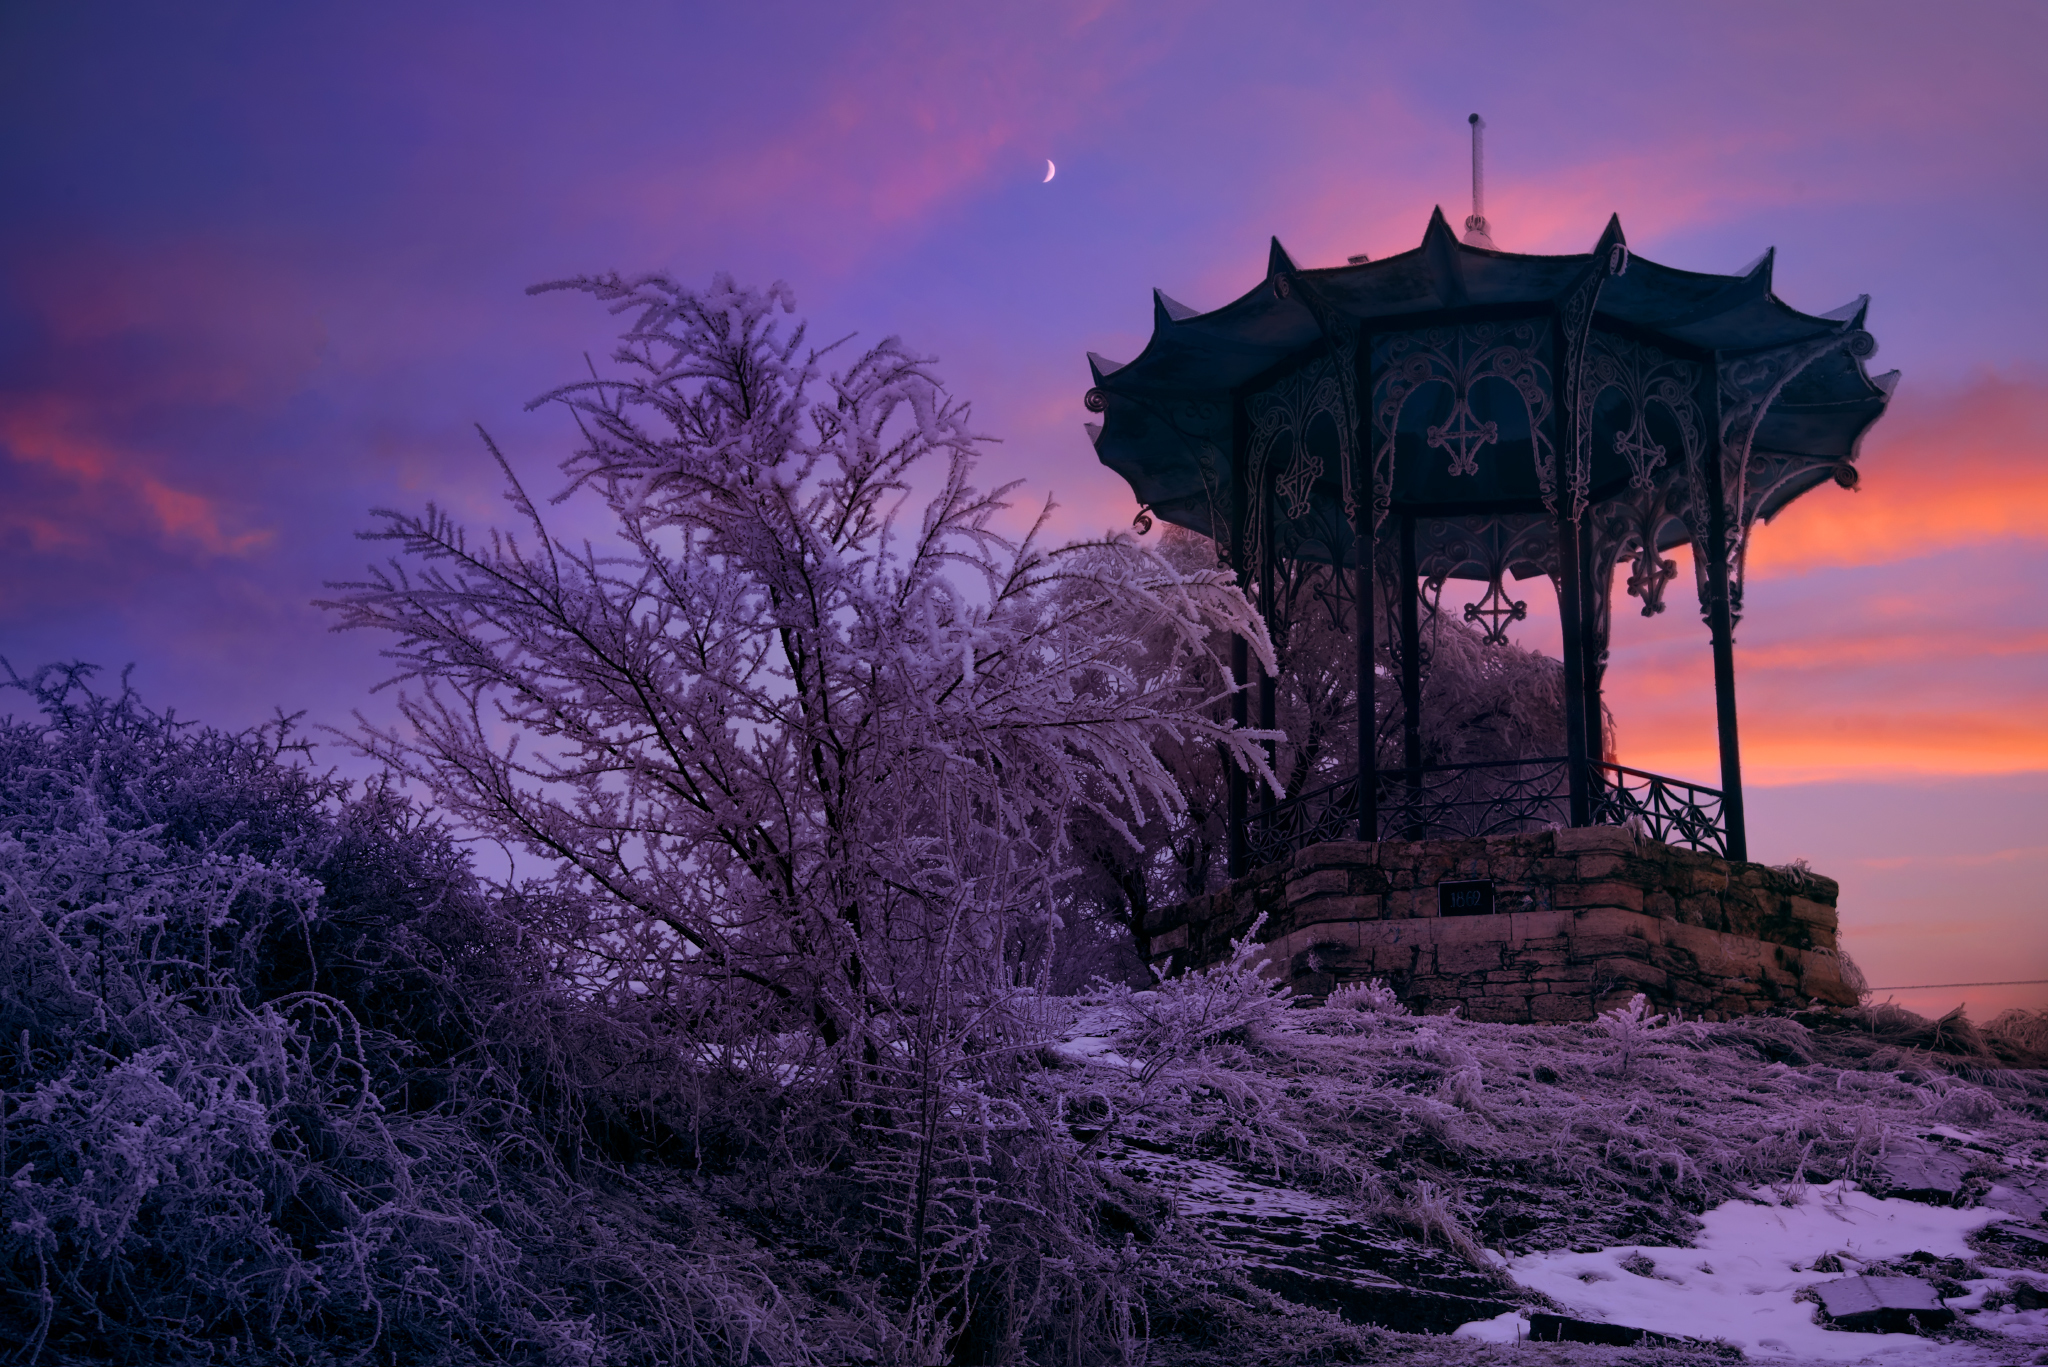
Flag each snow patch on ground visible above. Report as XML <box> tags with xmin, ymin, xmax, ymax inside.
<box><xmin>1462</xmin><ymin>1180</ymin><xmax>2045</xmax><ymax>1362</ymax></box>
<box><xmin>1450</xmin><ymin>1307</ymin><xmax>1530</xmax><ymax>1343</ymax></box>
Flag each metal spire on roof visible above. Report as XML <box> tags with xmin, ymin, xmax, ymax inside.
<box><xmin>1463</xmin><ymin>113</ymin><xmax>1496</xmax><ymax>249</ymax></box>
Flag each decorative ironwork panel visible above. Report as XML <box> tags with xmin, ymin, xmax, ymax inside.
<box><xmin>1580</xmin><ymin>331</ymin><xmax>1704</xmax><ymax>492</ymax></box>
<box><xmin>1414</xmin><ymin>513</ymin><xmax>1553</xmax><ymax>646</ymax></box>
<box><xmin>1588</xmin><ymin>763</ymin><xmax>1728</xmax><ymax>858</ymax></box>
<box><xmin>1705</xmin><ymin>328</ymin><xmax>1875</xmax><ymax>623</ymax></box>
<box><xmin>1371</xmin><ymin>321</ymin><xmax>1554</xmax><ymax>520</ymax></box>
<box><xmin>1265</xmin><ymin>267</ymin><xmax>1366</xmax><ymax>529</ymax></box>
<box><xmin>1245</xmin><ymin>354</ymin><xmax>1350</xmax><ymax>576</ymax></box>
<box><xmin>1245</xmin><ymin>758</ymin><xmax>1729</xmax><ymax>866</ymax></box>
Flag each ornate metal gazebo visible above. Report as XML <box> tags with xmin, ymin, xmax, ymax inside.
<box><xmin>1084</xmin><ymin>164</ymin><xmax>1896</xmax><ymax>877</ymax></box>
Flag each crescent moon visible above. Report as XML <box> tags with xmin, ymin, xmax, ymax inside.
<box><xmin>1044</xmin><ymin>159</ymin><xmax>1056</xmax><ymax>183</ymax></box>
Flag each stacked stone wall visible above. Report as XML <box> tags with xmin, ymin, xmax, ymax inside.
<box><xmin>1143</xmin><ymin>827</ymin><xmax>1853</xmax><ymax>1022</ymax></box>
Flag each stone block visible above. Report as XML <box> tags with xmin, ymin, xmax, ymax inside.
<box><xmin>1571</xmin><ymin>935</ymin><xmax>1647</xmax><ymax>960</ymax></box>
<box><xmin>1361</xmin><ymin>941</ymin><xmax>1420</xmax><ymax>975</ymax></box>
<box><xmin>1645</xmin><ymin>890</ymin><xmax>1678</xmax><ymax>921</ymax></box>
<box><xmin>1286</xmin><ymin>867</ymin><xmax>1350</xmax><ymax>901</ymax></box>
<box><xmin>1555</xmin><ymin>826</ymin><xmax>1639</xmax><ymax>855</ymax></box>
<box><xmin>1592</xmin><ymin>957</ymin><xmax>1668</xmax><ymax>990</ymax></box>
<box><xmin>1301</xmin><ymin>840</ymin><xmax>1378</xmax><ymax>866</ymax></box>
<box><xmin>1384</xmin><ymin>888</ymin><xmax>1429</xmax><ymax>919</ymax></box>
<box><xmin>1533</xmin><ymin>994</ymin><xmax>1595</xmax><ymax>1023</ymax></box>
<box><xmin>1576</xmin><ymin>852</ymin><xmax>1631</xmax><ymax>880</ymax></box>
<box><xmin>1811</xmin><ymin>1276</ymin><xmax>1953</xmax><ymax>1334</ymax></box>
<box><xmin>1435</xmin><ymin>913</ymin><xmax>1514</xmax><ymax>945</ymax></box>
<box><xmin>1153</xmin><ymin>924</ymin><xmax>1189</xmax><ymax>954</ymax></box>
<box><xmin>1571</xmin><ymin>906</ymin><xmax>1651</xmax><ymax>937</ymax></box>
<box><xmin>1348</xmin><ymin>867</ymin><xmax>1392</xmax><ymax>895</ymax></box>
<box><xmin>1689</xmin><ymin>865</ymin><xmax>1731</xmax><ymax>893</ymax></box>
<box><xmin>1293</xmin><ymin>895</ymin><xmax>1383</xmax><ymax>926</ymax></box>
<box><xmin>1553</xmin><ymin>880</ymin><xmax>1647</xmax><ymax>913</ymax></box>
<box><xmin>1437</xmin><ymin>938</ymin><xmax>1506</xmax><ymax>975</ymax></box>
<box><xmin>1464</xmin><ymin>997</ymin><xmax>1529</xmax><ymax>1023</ymax></box>
<box><xmin>1789</xmin><ymin>895</ymin><xmax>1838</xmax><ymax>928</ymax></box>
<box><xmin>1675</xmin><ymin>893</ymin><xmax>1720</xmax><ymax>929</ymax></box>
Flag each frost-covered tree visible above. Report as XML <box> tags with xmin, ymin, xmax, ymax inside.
<box><xmin>322</xmin><ymin>274</ymin><xmax>1276</xmax><ymax>1352</ymax></box>
<box><xmin>326</xmin><ymin>270</ymin><xmax>1269</xmax><ymax>1040</ymax></box>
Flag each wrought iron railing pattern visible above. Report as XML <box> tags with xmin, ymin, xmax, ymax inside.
<box><xmin>1587</xmin><ymin>762</ymin><xmax>1727</xmax><ymax>857</ymax></box>
<box><xmin>1244</xmin><ymin>757</ymin><xmax>1728</xmax><ymax>867</ymax></box>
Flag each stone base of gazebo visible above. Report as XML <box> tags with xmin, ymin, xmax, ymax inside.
<box><xmin>1145</xmin><ymin>827</ymin><xmax>1855</xmax><ymax>1022</ymax></box>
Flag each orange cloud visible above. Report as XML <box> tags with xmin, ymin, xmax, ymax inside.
<box><xmin>1600</xmin><ymin>504</ymin><xmax>2048</xmax><ymax>784</ymax></box>
<box><xmin>1748</xmin><ymin>372</ymin><xmax>2048</xmax><ymax>578</ymax></box>
<box><xmin>1608</xmin><ymin>612</ymin><xmax>2048</xmax><ymax>785</ymax></box>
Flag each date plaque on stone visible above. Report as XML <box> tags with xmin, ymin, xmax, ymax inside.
<box><xmin>1438</xmin><ymin>879</ymin><xmax>1496</xmax><ymax>917</ymax></box>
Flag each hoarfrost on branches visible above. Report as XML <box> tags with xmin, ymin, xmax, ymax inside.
<box><xmin>321</xmin><ymin>272</ymin><xmax>1281</xmax><ymax>1353</ymax></box>
<box><xmin>325</xmin><ymin>270</ymin><xmax>1277</xmax><ymax>1043</ymax></box>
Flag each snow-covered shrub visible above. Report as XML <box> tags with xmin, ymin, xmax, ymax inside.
<box><xmin>0</xmin><ymin>667</ymin><xmax>813</xmax><ymax>1366</ymax></box>
<box><xmin>1106</xmin><ymin>915</ymin><xmax>1294</xmax><ymax>1081</ymax></box>
<box><xmin>1984</xmin><ymin>1008</ymin><xmax>2048</xmax><ymax>1065</ymax></box>
<box><xmin>1595</xmin><ymin>992</ymin><xmax>1668</xmax><ymax>1076</ymax></box>
<box><xmin>1326</xmin><ymin>977</ymin><xmax>1407</xmax><ymax>1016</ymax></box>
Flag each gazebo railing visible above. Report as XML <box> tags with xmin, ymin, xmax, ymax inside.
<box><xmin>1587</xmin><ymin>762</ymin><xmax>1728</xmax><ymax>858</ymax></box>
<box><xmin>1244</xmin><ymin>758</ymin><xmax>1728</xmax><ymax>868</ymax></box>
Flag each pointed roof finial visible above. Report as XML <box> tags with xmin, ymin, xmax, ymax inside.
<box><xmin>1463</xmin><ymin>113</ymin><xmax>1496</xmax><ymax>249</ymax></box>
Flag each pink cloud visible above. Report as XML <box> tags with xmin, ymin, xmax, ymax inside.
<box><xmin>1748</xmin><ymin>372</ymin><xmax>2048</xmax><ymax>578</ymax></box>
<box><xmin>0</xmin><ymin>396</ymin><xmax>275</xmax><ymax>560</ymax></box>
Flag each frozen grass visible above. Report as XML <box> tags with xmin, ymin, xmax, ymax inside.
<box><xmin>1233</xmin><ymin>997</ymin><xmax>2048</xmax><ymax>1256</ymax></box>
<box><xmin>1040</xmin><ymin>966</ymin><xmax>2048</xmax><ymax>1365</ymax></box>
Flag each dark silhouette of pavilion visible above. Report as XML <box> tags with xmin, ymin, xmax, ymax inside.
<box><xmin>1084</xmin><ymin>125</ymin><xmax>1895</xmax><ymax>877</ymax></box>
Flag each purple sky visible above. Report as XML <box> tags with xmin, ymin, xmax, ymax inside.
<box><xmin>4</xmin><ymin>1</ymin><xmax>2044</xmax><ymax>1017</ymax></box>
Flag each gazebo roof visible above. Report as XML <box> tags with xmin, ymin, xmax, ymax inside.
<box><xmin>1086</xmin><ymin>209</ymin><xmax>1898</xmax><ymax>563</ymax></box>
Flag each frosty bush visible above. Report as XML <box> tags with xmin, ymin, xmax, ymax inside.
<box><xmin>1103</xmin><ymin>915</ymin><xmax>1295</xmax><ymax>1081</ymax></box>
<box><xmin>1595</xmin><ymin>991</ymin><xmax>1668</xmax><ymax>1076</ymax></box>
<box><xmin>0</xmin><ymin>666</ymin><xmax>812</xmax><ymax>1365</ymax></box>
<box><xmin>1325</xmin><ymin>978</ymin><xmax>1407</xmax><ymax>1016</ymax></box>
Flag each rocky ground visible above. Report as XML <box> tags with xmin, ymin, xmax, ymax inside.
<box><xmin>1045</xmin><ymin>989</ymin><xmax>2048</xmax><ymax>1365</ymax></box>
